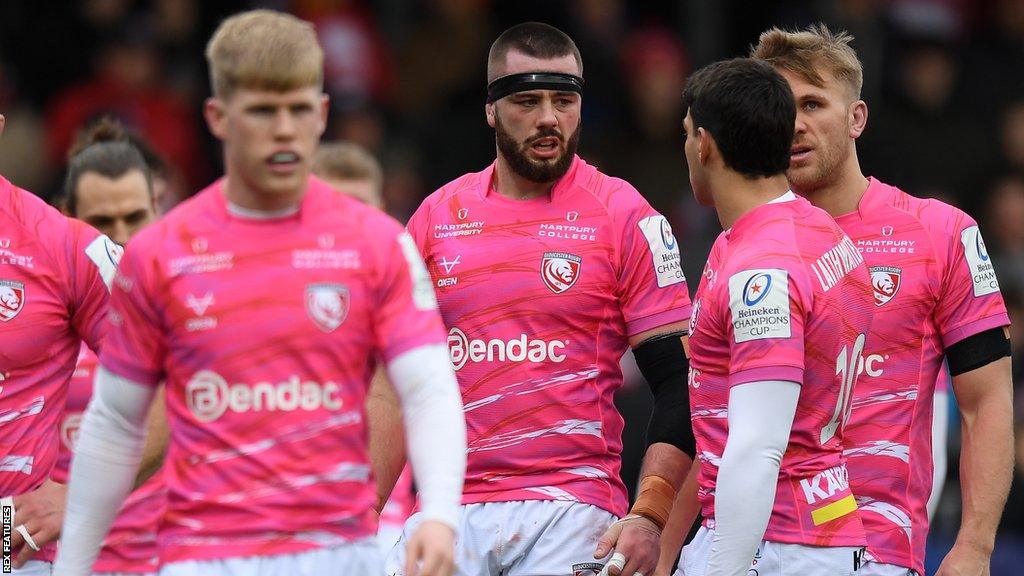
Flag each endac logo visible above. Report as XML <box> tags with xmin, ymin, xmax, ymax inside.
<box><xmin>447</xmin><ymin>327</ymin><xmax>567</xmax><ymax>371</ymax></box>
<box><xmin>186</xmin><ymin>370</ymin><xmax>344</xmax><ymax>422</ymax></box>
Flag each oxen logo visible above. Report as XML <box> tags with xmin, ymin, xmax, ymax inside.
<box><xmin>742</xmin><ymin>273</ymin><xmax>772</xmax><ymax>306</ymax></box>
<box><xmin>0</xmin><ymin>280</ymin><xmax>25</xmax><ymax>322</ymax></box>
<box><xmin>541</xmin><ymin>252</ymin><xmax>582</xmax><ymax>294</ymax></box>
<box><xmin>305</xmin><ymin>283</ymin><xmax>350</xmax><ymax>332</ymax></box>
<box><xmin>869</xmin><ymin>266</ymin><xmax>901</xmax><ymax>306</ymax></box>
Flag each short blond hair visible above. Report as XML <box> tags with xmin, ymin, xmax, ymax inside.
<box><xmin>313</xmin><ymin>142</ymin><xmax>383</xmax><ymax>191</ymax></box>
<box><xmin>206</xmin><ymin>9</ymin><xmax>323</xmax><ymax>97</ymax></box>
<box><xmin>751</xmin><ymin>23</ymin><xmax>863</xmax><ymax>99</ymax></box>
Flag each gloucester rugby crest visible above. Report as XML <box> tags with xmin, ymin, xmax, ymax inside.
<box><xmin>869</xmin><ymin>266</ymin><xmax>901</xmax><ymax>306</ymax></box>
<box><xmin>0</xmin><ymin>280</ymin><xmax>25</xmax><ymax>321</ymax></box>
<box><xmin>541</xmin><ymin>252</ymin><xmax>582</xmax><ymax>294</ymax></box>
<box><xmin>306</xmin><ymin>283</ymin><xmax>350</xmax><ymax>332</ymax></box>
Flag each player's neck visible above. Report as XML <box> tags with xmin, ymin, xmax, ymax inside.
<box><xmin>711</xmin><ymin>171</ymin><xmax>792</xmax><ymax>230</ymax></box>
<box><xmin>492</xmin><ymin>156</ymin><xmax>556</xmax><ymax>200</ymax></box>
<box><xmin>794</xmin><ymin>157</ymin><xmax>870</xmax><ymax>218</ymax></box>
<box><xmin>222</xmin><ymin>174</ymin><xmax>305</xmax><ymax>213</ymax></box>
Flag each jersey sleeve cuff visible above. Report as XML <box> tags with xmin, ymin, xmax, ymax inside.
<box><xmin>382</xmin><ymin>333</ymin><xmax>448</xmax><ymax>365</ymax></box>
<box><xmin>626</xmin><ymin>306</ymin><xmax>693</xmax><ymax>337</ymax></box>
<box><xmin>98</xmin><ymin>359</ymin><xmax>162</xmax><ymax>387</ymax></box>
<box><xmin>729</xmin><ymin>366</ymin><xmax>803</xmax><ymax>388</ymax></box>
<box><xmin>941</xmin><ymin>312</ymin><xmax>1011</xmax><ymax>349</ymax></box>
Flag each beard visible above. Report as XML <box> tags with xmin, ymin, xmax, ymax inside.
<box><xmin>495</xmin><ymin>114</ymin><xmax>580</xmax><ymax>183</ymax></box>
<box><xmin>786</xmin><ymin>137</ymin><xmax>845</xmax><ymax>194</ymax></box>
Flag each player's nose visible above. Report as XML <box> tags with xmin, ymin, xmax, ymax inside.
<box><xmin>536</xmin><ymin>98</ymin><xmax>558</xmax><ymax>128</ymax></box>
<box><xmin>272</xmin><ymin>108</ymin><xmax>298</xmax><ymax>139</ymax></box>
<box><xmin>109</xmin><ymin>221</ymin><xmax>131</xmax><ymax>247</ymax></box>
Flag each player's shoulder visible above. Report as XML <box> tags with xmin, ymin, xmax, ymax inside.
<box><xmin>872</xmin><ymin>178</ymin><xmax>975</xmax><ymax>236</ymax></box>
<box><xmin>1</xmin><ymin>178</ymin><xmax>75</xmax><ymax>239</ymax></box>
<box><xmin>569</xmin><ymin>157</ymin><xmax>649</xmax><ymax>212</ymax></box>
<box><xmin>422</xmin><ymin>168</ymin><xmax>489</xmax><ymax>213</ymax></box>
<box><xmin>727</xmin><ymin>199</ymin><xmax>830</xmax><ymax>269</ymax></box>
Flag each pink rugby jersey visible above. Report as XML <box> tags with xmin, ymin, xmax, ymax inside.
<box><xmin>38</xmin><ymin>344</ymin><xmax>163</xmax><ymax>573</ymax></box>
<box><xmin>688</xmin><ymin>193</ymin><xmax>873</xmax><ymax>547</ymax></box>
<box><xmin>100</xmin><ymin>176</ymin><xmax>446</xmax><ymax>563</ymax></box>
<box><xmin>0</xmin><ymin>176</ymin><xmax>119</xmax><ymax>497</ymax></box>
<box><xmin>406</xmin><ymin>156</ymin><xmax>691</xmax><ymax>517</ymax></box>
<box><xmin>837</xmin><ymin>178</ymin><xmax>1009</xmax><ymax>573</ymax></box>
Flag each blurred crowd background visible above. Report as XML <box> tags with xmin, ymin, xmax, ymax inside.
<box><xmin>1</xmin><ymin>0</ymin><xmax>1022</xmax><ymax>572</ymax></box>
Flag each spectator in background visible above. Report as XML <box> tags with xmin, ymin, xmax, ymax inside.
<box><xmin>295</xmin><ymin>0</ymin><xmax>394</xmax><ymax>108</ymax></box>
<box><xmin>564</xmin><ymin>0</ymin><xmax>627</xmax><ymax>143</ymax></box>
<box><xmin>1000</xmin><ymin>101</ymin><xmax>1024</xmax><ymax>173</ymax></box>
<box><xmin>394</xmin><ymin>0</ymin><xmax>493</xmax><ymax>125</ymax></box>
<box><xmin>397</xmin><ymin>1</ymin><xmax>497</xmax><ymax>192</ymax></box>
<box><xmin>0</xmin><ymin>55</ymin><xmax>50</xmax><ymax>194</ymax></box>
<box><xmin>861</xmin><ymin>35</ymin><xmax>997</xmax><ymax>205</ymax></box>
<box><xmin>986</xmin><ymin>173</ymin><xmax>1024</xmax><ymax>289</ymax></box>
<box><xmin>46</xmin><ymin>24</ymin><xmax>207</xmax><ymax>193</ymax></box>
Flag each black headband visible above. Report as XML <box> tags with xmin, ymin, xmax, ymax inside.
<box><xmin>486</xmin><ymin>72</ymin><xmax>584</xmax><ymax>103</ymax></box>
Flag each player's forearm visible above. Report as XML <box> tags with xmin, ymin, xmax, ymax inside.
<box><xmin>656</xmin><ymin>464</ymin><xmax>700</xmax><ymax>575</ymax></box>
<box><xmin>706</xmin><ymin>381</ymin><xmax>798</xmax><ymax>576</ymax></box>
<box><xmin>55</xmin><ymin>367</ymin><xmax>154</xmax><ymax>576</ymax></box>
<box><xmin>706</xmin><ymin>444</ymin><xmax>781</xmax><ymax>576</ymax></box>
<box><xmin>640</xmin><ymin>443</ymin><xmax>693</xmax><ymax>490</ymax></box>
<box><xmin>387</xmin><ymin>343</ymin><xmax>467</xmax><ymax>529</ymax></box>
<box><xmin>366</xmin><ymin>368</ymin><xmax>407</xmax><ymax>510</ymax></box>
<box><xmin>953</xmin><ymin>358</ymin><xmax>1013</xmax><ymax>553</ymax></box>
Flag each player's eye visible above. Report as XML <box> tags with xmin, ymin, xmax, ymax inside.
<box><xmin>803</xmin><ymin>100</ymin><xmax>820</xmax><ymax>111</ymax></box>
<box><xmin>125</xmin><ymin>211</ymin><xmax>149</xmax><ymax>225</ymax></box>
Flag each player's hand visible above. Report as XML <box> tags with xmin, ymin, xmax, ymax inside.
<box><xmin>934</xmin><ymin>542</ymin><xmax>991</xmax><ymax>576</ymax></box>
<box><xmin>594</xmin><ymin>514</ymin><xmax>661</xmax><ymax>576</ymax></box>
<box><xmin>11</xmin><ymin>479</ymin><xmax>67</xmax><ymax>568</ymax></box>
<box><xmin>404</xmin><ymin>519</ymin><xmax>456</xmax><ymax>576</ymax></box>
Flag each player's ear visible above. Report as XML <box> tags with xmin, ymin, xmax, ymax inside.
<box><xmin>0</xmin><ymin>114</ymin><xmax>5</xmax><ymax>138</ymax></box>
<box><xmin>697</xmin><ymin>127</ymin><xmax>712</xmax><ymax>166</ymax></box>
<box><xmin>204</xmin><ymin>97</ymin><xmax>228</xmax><ymax>140</ymax></box>
<box><xmin>485</xmin><ymin>103</ymin><xmax>496</xmax><ymax>128</ymax></box>
<box><xmin>849</xmin><ymin>99</ymin><xmax>868</xmax><ymax>139</ymax></box>
<box><xmin>317</xmin><ymin>93</ymin><xmax>330</xmax><ymax>137</ymax></box>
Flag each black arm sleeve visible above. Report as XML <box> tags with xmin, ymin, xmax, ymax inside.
<box><xmin>633</xmin><ymin>331</ymin><xmax>695</xmax><ymax>458</ymax></box>
<box><xmin>946</xmin><ymin>326</ymin><xmax>1011</xmax><ymax>377</ymax></box>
